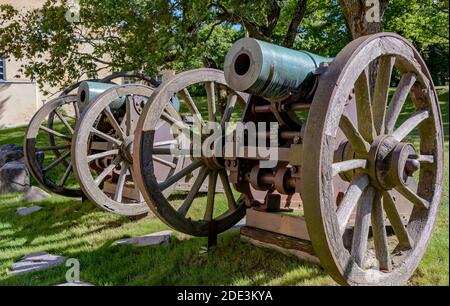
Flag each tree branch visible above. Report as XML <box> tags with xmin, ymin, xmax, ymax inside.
<box><xmin>283</xmin><ymin>0</ymin><xmax>307</xmax><ymax>47</ymax></box>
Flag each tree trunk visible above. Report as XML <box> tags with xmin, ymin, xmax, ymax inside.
<box><xmin>339</xmin><ymin>0</ymin><xmax>389</xmax><ymax>93</ymax></box>
<box><xmin>339</xmin><ymin>0</ymin><xmax>388</xmax><ymax>38</ymax></box>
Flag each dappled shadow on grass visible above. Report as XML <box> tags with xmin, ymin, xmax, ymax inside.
<box><xmin>0</xmin><ymin>193</ymin><xmax>135</xmax><ymax>273</ymax></box>
<box><xmin>0</xmin><ymin>196</ymin><xmax>128</xmax><ymax>248</ymax></box>
<box><xmin>0</xmin><ymin>192</ymin><xmax>333</xmax><ymax>286</ymax></box>
<box><xmin>0</xmin><ymin>230</ymin><xmax>332</xmax><ymax>286</ymax></box>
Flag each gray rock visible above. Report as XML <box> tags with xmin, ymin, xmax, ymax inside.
<box><xmin>116</xmin><ymin>230</ymin><xmax>173</xmax><ymax>247</ymax></box>
<box><xmin>56</xmin><ymin>281</ymin><xmax>94</xmax><ymax>287</ymax></box>
<box><xmin>8</xmin><ymin>252</ymin><xmax>65</xmax><ymax>275</ymax></box>
<box><xmin>0</xmin><ymin>144</ymin><xmax>24</xmax><ymax>168</ymax></box>
<box><xmin>24</xmin><ymin>186</ymin><xmax>51</xmax><ymax>203</ymax></box>
<box><xmin>0</xmin><ymin>161</ymin><xmax>30</xmax><ymax>194</ymax></box>
<box><xmin>17</xmin><ymin>206</ymin><xmax>43</xmax><ymax>216</ymax></box>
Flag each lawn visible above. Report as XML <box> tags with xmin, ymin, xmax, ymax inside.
<box><xmin>0</xmin><ymin>87</ymin><xmax>447</xmax><ymax>286</ymax></box>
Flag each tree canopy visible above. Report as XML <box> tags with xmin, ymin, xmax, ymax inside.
<box><xmin>0</xmin><ymin>0</ymin><xmax>448</xmax><ymax>93</ymax></box>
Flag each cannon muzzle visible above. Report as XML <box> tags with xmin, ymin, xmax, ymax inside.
<box><xmin>77</xmin><ymin>81</ymin><xmax>125</xmax><ymax>111</ymax></box>
<box><xmin>224</xmin><ymin>38</ymin><xmax>333</xmax><ymax>99</ymax></box>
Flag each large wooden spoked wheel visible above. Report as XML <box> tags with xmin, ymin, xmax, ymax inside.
<box><xmin>301</xmin><ymin>33</ymin><xmax>444</xmax><ymax>286</ymax></box>
<box><xmin>24</xmin><ymin>73</ymin><xmax>159</xmax><ymax>198</ymax></box>
<box><xmin>134</xmin><ymin>69</ymin><xmax>249</xmax><ymax>236</ymax></box>
<box><xmin>72</xmin><ymin>85</ymin><xmax>182</xmax><ymax>216</ymax></box>
<box><xmin>24</xmin><ymin>95</ymin><xmax>82</xmax><ymax>197</ymax></box>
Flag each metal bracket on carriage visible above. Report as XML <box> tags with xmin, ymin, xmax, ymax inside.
<box><xmin>253</xmin><ymin>193</ymin><xmax>294</xmax><ymax>214</ymax></box>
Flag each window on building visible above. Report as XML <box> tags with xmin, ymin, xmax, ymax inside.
<box><xmin>0</xmin><ymin>57</ymin><xmax>5</xmax><ymax>81</ymax></box>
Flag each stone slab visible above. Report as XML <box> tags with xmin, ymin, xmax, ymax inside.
<box><xmin>17</xmin><ymin>206</ymin><xmax>43</xmax><ymax>216</ymax></box>
<box><xmin>116</xmin><ymin>230</ymin><xmax>173</xmax><ymax>247</ymax></box>
<box><xmin>56</xmin><ymin>281</ymin><xmax>94</xmax><ymax>286</ymax></box>
<box><xmin>9</xmin><ymin>252</ymin><xmax>65</xmax><ymax>275</ymax></box>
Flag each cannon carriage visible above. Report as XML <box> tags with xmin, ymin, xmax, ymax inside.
<box><xmin>131</xmin><ymin>33</ymin><xmax>444</xmax><ymax>286</ymax></box>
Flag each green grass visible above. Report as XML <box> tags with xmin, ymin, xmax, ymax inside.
<box><xmin>0</xmin><ymin>87</ymin><xmax>447</xmax><ymax>286</ymax></box>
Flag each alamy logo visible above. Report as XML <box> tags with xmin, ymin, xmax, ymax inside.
<box><xmin>65</xmin><ymin>258</ymin><xmax>80</xmax><ymax>283</ymax></box>
<box><xmin>65</xmin><ymin>0</ymin><xmax>81</xmax><ymax>23</ymax></box>
<box><xmin>366</xmin><ymin>0</ymin><xmax>381</xmax><ymax>23</ymax></box>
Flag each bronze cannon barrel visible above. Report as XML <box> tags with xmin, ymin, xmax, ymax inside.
<box><xmin>224</xmin><ymin>38</ymin><xmax>333</xmax><ymax>99</ymax></box>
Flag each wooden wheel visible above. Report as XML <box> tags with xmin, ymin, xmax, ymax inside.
<box><xmin>24</xmin><ymin>95</ymin><xmax>82</xmax><ymax>197</ymax></box>
<box><xmin>24</xmin><ymin>73</ymin><xmax>158</xmax><ymax>198</ymax></box>
<box><xmin>301</xmin><ymin>33</ymin><xmax>444</xmax><ymax>286</ymax></box>
<box><xmin>134</xmin><ymin>69</ymin><xmax>249</xmax><ymax>236</ymax></box>
<box><xmin>72</xmin><ymin>84</ymin><xmax>182</xmax><ymax>216</ymax></box>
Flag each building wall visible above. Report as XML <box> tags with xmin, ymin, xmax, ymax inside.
<box><xmin>0</xmin><ymin>81</ymin><xmax>38</xmax><ymax>128</ymax></box>
<box><xmin>0</xmin><ymin>0</ymin><xmax>113</xmax><ymax>128</ymax></box>
<box><xmin>0</xmin><ymin>0</ymin><xmax>48</xmax><ymax>127</ymax></box>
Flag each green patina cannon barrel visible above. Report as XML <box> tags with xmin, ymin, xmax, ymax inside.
<box><xmin>77</xmin><ymin>81</ymin><xmax>126</xmax><ymax>111</ymax></box>
<box><xmin>224</xmin><ymin>38</ymin><xmax>333</xmax><ymax>99</ymax></box>
<box><xmin>77</xmin><ymin>81</ymin><xmax>181</xmax><ymax>112</ymax></box>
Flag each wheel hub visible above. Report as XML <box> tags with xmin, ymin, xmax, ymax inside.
<box><xmin>120</xmin><ymin>137</ymin><xmax>134</xmax><ymax>164</ymax></box>
<box><xmin>368</xmin><ymin>136</ymin><xmax>420</xmax><ymax>191</ymax></box>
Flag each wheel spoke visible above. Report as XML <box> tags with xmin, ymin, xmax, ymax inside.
<box><xmin>204</xmin><ymin>171</ymin><xmax>218</xmax><ymax>221</ymax></box>
<box><xmin>371</xmin><ymin>192</ymin><xmax>392</xmax><ymax>272</ymax></box>
<box><xmin>39</xmin><ymin>126</ymin><xmax>72</xmax><ymax>142</ymax></box>
<box><xmin>395</xmin><ymin>181</ymin><xmax>430</xmax><ymax>210</ymax></box>
<box><xmin>87</xmin><ymin>150</ymin><xmax>119</xmax><ymax>163</ymax></box>
<box><xmin>90</xmin><ymin>128</ymin><xmax>122</xmax><ymax>146</ymax></box>
<box><xmin>372</xmin><ymin>56</ymin><xmax>396</xmax><ymax>135</ymax></box>
<box><xmin>73</xmin><ymin>101</ymin><xmax>80</xmax><ymax>121</ymax></box>
<box><xmin>354</xmin><ymin>68</ymin><xmax>375</xmax><ymax>142</ymax></box>
<box><xmin>129</xmin><ymin>166</ymin><xmax>144</xmax><ymax>202</ymax></box>
<box><xmin>153</xmin><ymin>156</ymin><xmax>177</xmax><ymax>169</ymax></box>
<box><xmin>178</xmin><ymin>167</ymin><xmax>209</xmax><ymax>217</ymax></box>
<box><xmin>351</xmin><ymin>186</ymin><xmax>375</xmax><ymax>267</ymax></box>
<box><xmin>103</xmin><ymin>107</ymin><xmax>126</xmax><ymax>140</ymax></box>
<box><xmin>391</xmin><ymin>110</ymin><xmax>430</xmax><ymax>142</ymax></box>
<box><xmin>154</xmin><ymin>140</ymin><xmax>177</xmax><ymax>147</ymax></box>
<box><xmin>54</xmin><ymin>110</ymin><xmax>74</xmax><ymax>134</ymax></box>
<box><xmin>58</xmin><ymin>163</ymin><xmax>73</xmax><ymax>187</ymax></box>
<box><xmin>206</xmin><ymin>82</ymin><xmax>217</xmax><ymax>123</ymax></box>
<box><xmin>125</xmin><ymin>96</ymin><xmax>133</xmax><ymax>136</ymax></box>
<box><xmin>385</xmin><ymin>72</ymin><xmax>417</xmax><ymax>134</ymax></box>
<box><xmin>94</xmin><ymin>157</ymin><xmax>121</xmax><ymax>186</ymax></box>
<box><xmin>42</xmin><ymin>151</ymin><xmax>70</xmax><ymax>172</ymax></box>
<box><xmin>332</xmin><ymin>159</ymin><xmax>367</xmax><ymax>177</ymax></box>
<box><xmin>219</xmin><ymin>169</ymin><xmax>237</xmax><ymax>210</ymax></box>
<box><xmin>36</xmin><ymin>144</ymin><xmax>71</xmax><ymax>152</ymax></box>
<box><xmin>339</xmin><ymin>114</ymin><xmax>370</xmax><ymax>154</ymax></box>
<box><xmin>161</xmin><ymin>111</ymin><xmax>190</xmax><ymax>132</ymax></box>
<box><xmin>383</xmin><ymin>191</ymin><xmax>414</xmax><ymax>249</ymax></box>
<box><xmin>114</xmin><ymin>163</ymin><xmax>128</xmax><ymax>202</ymax></box>
<box><xmin>221</xmin><ymin>94</ymin><xmax>238</xmax><ymax>129</ymax></box>
<box><xmin>159</xmin><ymin>159</ymin><xmax>203</xmax><ymax>191</ymax></box>
<box><xmin>179</xmin><ymin>88</ymin><xmax>203</xmax><ymax>124</ymax></box>
<box><xmin>337</xmin><ymin>174</ymin><xmax>370</xmax><ymax>235</ymax></box>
